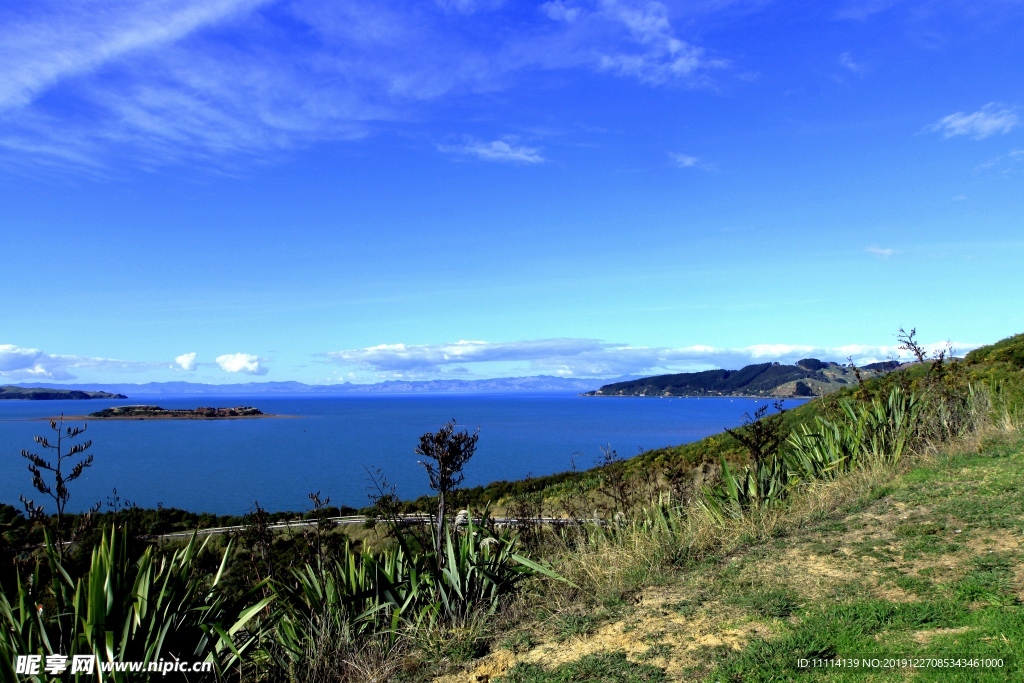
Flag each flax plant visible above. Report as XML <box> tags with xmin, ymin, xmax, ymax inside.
<box><xmin>0</xmin><ymin>527</ymin><xmax>269</xmax><ymax>682</ymax></box>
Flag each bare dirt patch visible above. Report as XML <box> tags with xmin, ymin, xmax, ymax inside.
<box><xmin>967</xmin><ymin>529</ymin><xmax>1020</xmax><ymax>555</ymax></box>
<box><xmin>769</xmin><ymin>549</ymin><xmax>859</xmax><ymax>599</ymax></box>
<box><xmin>435</xmin><ymin>587</ymin><xmax>776</xmax><ymax>682</ymax></box>
<box><xmin>912</xmin><ymin>626</ymin><xmax>971</xmax><ymax>644</ymax></box>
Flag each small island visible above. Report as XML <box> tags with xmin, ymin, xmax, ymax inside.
<box><xmin>0</xmin><ymin>385</ymin><xmax>128</xmax><ymax>400</ymax></box>
<box><xmin>88</xmin><ymin>405</ymin><xmax>266</xmax><ymax>419</ymax></box>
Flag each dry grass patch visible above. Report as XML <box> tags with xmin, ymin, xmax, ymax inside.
<box><xmin>911</xmin><ymin>626</ymin><xmax>972</xmax><ymax>644</ymax></box>
<box><xmin>436</xmin><ymin>585</ymin><xmax>778</xmax><ymax>683</ymax></box>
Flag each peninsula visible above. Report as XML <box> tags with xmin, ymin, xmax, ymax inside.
<box><xmin>584</xmin><ymin>358</ymin><xmax>902</xmax><ymax>398</ymax></box>
<box><xmin>88</xmin><ymin>405</ymin><xmax>266</xmax><ymax>419</ymax></box>
<box><xmin>0</xmin><ymin>385</ymin><xmax>127</xmax><ymax>400</ymax></box>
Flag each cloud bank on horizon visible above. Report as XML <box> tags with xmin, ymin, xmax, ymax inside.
<box><xmin>0</xmin><ymin>338</ymin><xmax>978</xmax><ymax>384</ymax></box>
<box><xmin>323</xmin><ymin>338</ymin><xmax>977</xmax><ymax>379</ymax></box>
<box><xmin>0</xmin><ymin>345</ymin><xmax>268</xmax><ymax>381</ymax></box>
<box><xmin>0</xmin><ymin>344</ymin><xmax>163</xmax><ymax>381</ymax></box>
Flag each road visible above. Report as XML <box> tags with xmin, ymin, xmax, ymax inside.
<box><xmin>155</xmin><ymin>514</ymin><xmax>592</xmax><ymax>539</ymax></box>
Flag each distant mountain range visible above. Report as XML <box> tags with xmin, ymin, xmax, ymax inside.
<box><xmin>8</xmin><ymin>361</ymin><xmax>906</xmax><ymax>400</ymax></box>
<box><xmin>584</xmin><ymin>359</ymin><xmax>903</xmax><ymax>398</ymax></box>
<box><xmin>9</xmin><ymin>376</ymin><xmax>627</xmax><ymax>397</ymax></box>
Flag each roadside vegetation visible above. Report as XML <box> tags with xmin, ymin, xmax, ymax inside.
<box><xmin>2</xmin><ymin>330</ymin><xmax>1023</xmax><ymax>681</ymax></box>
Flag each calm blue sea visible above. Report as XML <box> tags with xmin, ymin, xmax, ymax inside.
<box><xmin>0</xmin><ymin>394</ymin><xmax>800</xmax><ymax>515</ymax></box>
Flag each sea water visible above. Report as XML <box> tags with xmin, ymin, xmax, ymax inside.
<box><xmin>0</xmin><ymin>394</ymin><xmax>801</xmax><ymax>514</ymax></box>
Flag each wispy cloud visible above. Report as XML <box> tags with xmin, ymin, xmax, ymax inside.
<box><xmin>0</xmin><ymin>0</ymin><xmax>270</xmax><ymax>112</ymax></box>
<box><xmin>440</xmin><ymin>138</ymin><xmax>546</xmax><ymax>163</ymax></box>
<box><xmin>669</xmin><ymin>151</ymin><xmax>700</xmax><ymax>168</ymax></box>
<box><xmin>926</xmin><ymin>103</ymin><xmax>1020</xmax><ymax>140</ymax></box>
<box><xmin>836</xmin><ymin>0</ymin><xmax>898</xmax><ymax>21</ymax></box>
<box><xmin>866</xmin><ymin>246</ymin><xmax>898</xmax><ymax>258</ymax></box>
<box><xmin>0</xmin><ymin>343</ymin><xmax>161</xmax><ymax>380</ymax></box>
<box><xmin>838</xmin><ymin>51</ymin><xmax>865</xmax><ymax>75</ymax></box>
<box><xmin>175</xmin><ymin>352</ymin><xmax>198</xmax><ymax>371</ymax></box>
<box><xmin>543</xmin><ymin>0</ymin><xmax>728</xmax><ymax>86</ymax></box>
<box><xmin>322</xmin><ymin>337</ymin><xmax>976</xmax><ymax>379</ymax></box>
<box><xmin>0</xmin><ymin>0</ymin><xmax>727</xmax><ymax>171</ymax></box>
<box><xmin>215</xmin><ymin>352</ymin><xmax>268</xmax><ymax>375</ymax></box>
<box><xmin>435</xmin><ymin>0</ymin><xmax>505</xmax><ymax>14</ymax></box>
<box><xmin>974</xmin><ymin>148</ymin><xmax>1024</xmax><ymax>175</ymax></box>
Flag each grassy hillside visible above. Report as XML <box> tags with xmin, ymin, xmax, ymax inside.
<box><xmin>967</xmin><ymin>333</ymin><xmax>1024</xmax><ymax>370</ymax></box>
<box><xmin>454</xmin><ymin>431</ymin><xmax>1024</xmax><ymax>683</ymax></box>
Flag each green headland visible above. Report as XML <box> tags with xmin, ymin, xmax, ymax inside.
<box><xmin>0</xmin><ymin>385</ymin><xmax>127</xmax><ymax>400</ymax></box>
<box><xmin>585</xmin><ymin>358</ymin><xmax>902</xmax><ymax>398</ymax></box>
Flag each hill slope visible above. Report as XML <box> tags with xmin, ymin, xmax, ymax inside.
<box><xmin>446</xmin><ymin>432</ymin><xmax>1024</xmax><ymax>683</ymax></box>
<box><xmin>0</xmin><ymin>386</ymin><xmax>127</xmax><ymax>400</ymax></box>
<box><xmin>585</xmin><ymin>359</ymin><xmax>900</xmax><ymax>398</ymax></box>
<box><xmin>966</xmin><ymin>332</ymin><xmax>1024</xmax><ymax>369</ymax></box>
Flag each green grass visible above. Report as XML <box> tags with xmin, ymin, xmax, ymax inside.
<box><xmin>701</xmin><ymin>432</ymin><xmax>1024</xmax><ymax>682</ymax></box>
<box><xmin>708</xmin><ymin>600</ymin><xmax>1021</xmax><ymax>682</ymax></box>
<box><xmin>499</xmin><ymin>651</ymin><xmax>666</xmax><ymax>682</ymax></box>
<box><xmin>725</xmin><ymin>586</ymin><xmax>801</xmax><ymax>619</ymax></box>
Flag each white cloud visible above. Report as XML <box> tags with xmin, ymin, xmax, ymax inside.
<box><xmin>175</xmin><ymin>352</ymin><xmax>198</xmax><ymax>371</ymax></box>
<box><xmin>0</xmin><ymin>343</ymin><xmax>158</xmax><ymax>380</ymax></box>
<box><xmin>215</xmin><ymin>352</ymin><xmax>268</xmax><ymax>375</ymax></box>
<box><xmin>551</xmin><ymin>0</ymin><xmax>728</xmax><ymax>85</ymax></box>
<box><xmin>541</xmin><ymin>1</ymin><xmax>581</xmax><ymax>22</ymax></box>
<box><xmin>323</xmin><ymin>337</ymin><xmax>978</xmax><ymax>378</ymax></box>
<box><xmin>440</xmin><ymin>138</ymin><xmax>545</xmax><ymax>163</ymax></box>
<box><xmin>669</xmin><ymin>152</ymin><xmax>699</xmax><ymax>168</ymax></box>
<box><xmin>927</xmin><ymin>103</ymin><xmax>1020</xmax><ymax>140</ymax></box>
<box><xmin>0</xmin><ymin>344</ymin><xmax>44</xmax><ymax>372</ymax></box>
<box><xmin>866</xmin><ymin>246</ymin><xmax>898</xmax><ymax>258</ymax></box>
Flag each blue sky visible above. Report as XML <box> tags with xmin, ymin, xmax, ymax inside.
<box><xmin>1</xmin><ymin>0</ymin><xmax>1022</xmax><ymax>384</ymax></box>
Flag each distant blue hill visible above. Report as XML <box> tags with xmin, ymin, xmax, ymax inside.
<box><xmin>10</xmin><ymin>376</ymin><xmax>635</xmax><ymax>397</ymax></box>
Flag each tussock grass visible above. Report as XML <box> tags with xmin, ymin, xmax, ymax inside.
<box><xmin>539</xmin><ymin>460</ymin><xmax>901</xmax><ymax>610</ymax></box>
